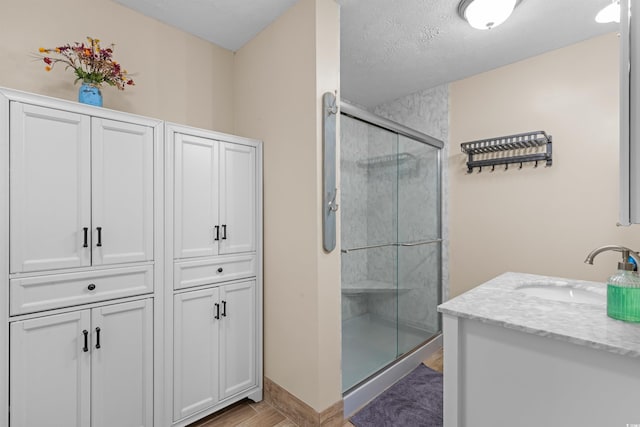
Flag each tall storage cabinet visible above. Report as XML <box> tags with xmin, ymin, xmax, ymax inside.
<box><xmin>0</xmin><ymin>88</ymin><xmax>262</xmax><ymax>427</ymax></box>
<box><xmin>166</xmin><ymin>124</ymin><xmax>263</xmax><ymax>427</ymax></box>
<box><xmin>0</xmin><ymin>88</ymin><xmax>164</xmax><ymax>427</ymax></box>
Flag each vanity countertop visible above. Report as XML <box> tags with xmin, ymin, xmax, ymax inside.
<box><xmin>438</xmin><ymin>272</ymin><xmax>640</xmax><ymax>358</ymax></box>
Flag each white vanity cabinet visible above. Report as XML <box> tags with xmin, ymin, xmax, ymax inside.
<box><xmin>10</xmin><ymin>299</ymin><xmax>153</xmax><ymax>427</ymax></box>
<box><xmin>166</xmin><ymin>123</ymin><xmax>263</xmax><ymax>426</ymax></box>
<box><xmin>10</xmin><ymin>104</ymin><xmax>154</xmax><ymax>273</ymax></box>
<box><xmin>173</xmin><ymin>131</ymin><xmax>256</xmax><ymax>259</ymax></box>
<box><xmin>173</xmin><ymin>280</ymin><xmax>256</xmax><ymax>422</ymax></box>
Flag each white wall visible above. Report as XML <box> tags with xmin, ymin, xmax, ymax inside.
<box><xmin>0</xmin><ymin>0</ymin><xmax>235</xmax><ymax>132</ymax></box>
<box><xmin>233</xmin><ymin>0</ymin><xmax>342</xmax><ymax>412</ymax></box>
<box><xmin>449</xmin><ymin>33</ymin><xmax>636</xmax><ymax>297</ymax></box>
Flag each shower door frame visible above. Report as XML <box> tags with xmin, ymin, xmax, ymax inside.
<box><xmin>340</xmin><ymin>100</ymin><xmax>445</xmax><ymax>416</ymax></box>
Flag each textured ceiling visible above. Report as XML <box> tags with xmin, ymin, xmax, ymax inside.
<box><xmin>339</xmin><ymin>0</ymin><xmax>617</xmax><ymax>106</ymax></box>
<box><xmin>112</xmin><ymin>0</ymin><xmax>619</xmax><ymax>107</ymax></box>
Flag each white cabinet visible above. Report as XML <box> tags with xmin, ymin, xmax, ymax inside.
<box><xmin>173</xmin><ymin>131</ymin><xmax>256</xmax><ymax>259</ymax></box>
<box><xmin>166</xmin><ymin>123</ymin><xmax>262</xmax><ymax>426</ymax></box>
<box><xmin>10</xmin><ymin>299</ymin><xmax>153</xmax><ymax>427</ymax></box>
<box><xmin>0</xmin><ymin>88</ymin><xmax>261</xmax><ymax>427</ymax></box>
<box><xmin>9</xmin><ymin>103</ymin><xmax>91</xmax><ymax>272</ymax></box>
<box><xmin>92</xmin><ymin>118</ymin><xmax>154</xmax><ymax>266</ymax></box>
<box><xmin>219</xmin><ymin>280</ymin><xmax>256</xmax><ymax>399</ymax></box>
<box><xmin>174</xmin><ymin>133</ymin><xmax>220</xmax><ymax>259</ymax></box>
<box><xmin>9</xmin><ymin>310</ymin><xmax>90</xmax><ymax>427</ymax></box>
<box><xmin>173</xmin><ymin>287</ymin><xmax>219</xmax><ymax>420</ymax></box>
<box><xmin>219</xmin><ymin>143</ymin><xmax>256</xmax><ymax>255</ymax></box>
<box><xmin>1</xmin><ymin>88</ymin><xmax>164</xmax><ymax>427</ymax></box>
<box><xmin>10</xmin><ymin>104</ymin><xmax>154</xmax><ymax>273</ymax></box>
<box><xmin>173</xmin><ymin>280</ymin><xmax>256</xmax><ymax>422</ymax></box>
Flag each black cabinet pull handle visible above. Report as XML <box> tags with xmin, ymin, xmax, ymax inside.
<box><xmin>217</xmin><ymin>267</ymin><xmax>223</xmax><ymax>273</ymax></box>
<box><xmin>83</xmin><ymin>227</ymin><xmax>88</xmax><ymax>248</ymax></box>
<box><xmin>222</xmin><ymin>224</ymin><xmax>227</xmax><ymax>240</ymax></box>
<box><xmin>82</xmin><ymin>330</ymin><xmax>89</xmax><ymax>352</ymax></box>
<box><xmin>87</xmin><ymin>283</ymin><xmax>96</xmax><ymax>291</ymax></box>
<box><xmin>95</xmin><ymin>327</ymin><xmax>101</xmax><ymax>349</ymax></box>
<box><xmin>214</xmin><ymin>225</ymin><xmax>220</xmax><ymax>241</ymax></box>
<box><xmin>214</xmin><ymin>303</ymin><xmax>220</xmax><ymax>320</ymax></box>
<box><xmin>221</xmin><ymin>300</ymin><xmax>227</xmax><ymax>317</ymax></box>
<box><xmin>96</xmin><ymin>227</ymin><xmax>102</xmax><ymax>247</ymax></box>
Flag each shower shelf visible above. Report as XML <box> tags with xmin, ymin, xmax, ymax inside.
<box><xmin>460</xmin><ymin>130</ymin><xmax>552</xmax><ymax>173</ymax></box>
<box><xmin>342</xmin><ymin>280</ymin><xmax>413</xmax><ymax>295</ymax></box>
<box><xmin>356</xmin><ymin>152</ymin><xmax>416</xmax><ymax>168</ymax></box>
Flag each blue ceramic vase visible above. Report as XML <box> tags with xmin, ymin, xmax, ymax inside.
<box><xmin>78</xmin><ymin>82</ymin><xmax>103</xmax><ymax>107</ymax></box>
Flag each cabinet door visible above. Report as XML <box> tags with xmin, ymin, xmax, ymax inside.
<box><xmin>10</xmin><ymin>310</ymin><xmax>91</xmax><ymax>427</ymax></box>
<box><xmin>174</xmin><ymin>133</ymin><xmax>220</xmax><ymax>259</ymax></box>
<box><xmin>91</xmin><ymin>299</ymin><xmax>153</xmax><ymax>427</ymax></box>
<box><xmin>173</xmin><ymin>287</ymin><xmax>220</xmax><ymax>421</ymax></box>
<box><xmin>92</xmin><ymin>118</ymin><xmax>154</xmax><ymax>265</ymax></box>
<box><xmin>10</xmin><ymin>103</ymin><xmax>91</xmax><ymax>273</ymax></box>
<box><xmin>219</xmin><ymin>280</ymin><xmax>256</xmax><ymax>399</ymax></box>
<box><xmin>219</xmin><ymin>143</ymin><xmax>256</xmax><ymax>255</ymax></box>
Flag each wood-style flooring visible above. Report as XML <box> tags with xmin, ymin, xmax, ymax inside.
<box><xmin>188</xmin><ymin>348</ymin><xmax>444</xmax><ymax>427</ymax></box>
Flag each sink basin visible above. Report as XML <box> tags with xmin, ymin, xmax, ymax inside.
<box><xmin>515</xmin><ymin>281</ymin><xmax>605</xmax><ymax>304</ymax></box>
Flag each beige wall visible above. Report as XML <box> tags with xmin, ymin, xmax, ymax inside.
<box><xmin>233</xmin><ymin>0</ymin><xmax>341</xmax><ymax>413</ymax></box>
<box><xmin>449</xmin><ymin>33</ymin><xmax>637</xmax><ymax>297</ymax></box>
<box><xmin>0</xmin><ymin>0</ymin><xmax>234</xmax><ymax>132</ymax></box>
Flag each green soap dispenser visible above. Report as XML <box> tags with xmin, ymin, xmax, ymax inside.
<box><xmin>584</xmin><ymin>245</ymin><xmax>640</xmax><ymax>322</ymax></box>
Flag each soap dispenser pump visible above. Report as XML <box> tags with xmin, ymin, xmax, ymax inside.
<box><xmin>585</xmin><ymin>245</ymin><xmax>640</xmax><ymax>322</ymax></box>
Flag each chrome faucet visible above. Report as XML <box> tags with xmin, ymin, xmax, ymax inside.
<box><xmin>584</xmin><ymin>245</ymin><xmax>640</xmax><ymax>270</ymax></box>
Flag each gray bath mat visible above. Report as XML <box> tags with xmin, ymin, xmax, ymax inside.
<box><xmin>350</xmin><ymin>364</ymin><xmax>443</xmax><ymax>427</ymax></box>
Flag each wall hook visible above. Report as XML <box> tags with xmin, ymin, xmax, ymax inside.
<box><xmin>534</xmin><ymin>160</ymin><xmax>539</xmax><ymax>168</ymax></box>
<box><xmin>478</xmin><ymin>166</ymin><xmax>482</xmax><ymax>173</ymax></box>
<box><xmin>461</xmin><ymin>130</ymin><xmax>552</xmax><ymax>174</ymax></box>
<box><xmin>491</xmin><ymin>164</ymin><xmax>495</xmax><ymax>172</ymax></box>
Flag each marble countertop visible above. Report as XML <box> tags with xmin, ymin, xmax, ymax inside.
<box><xmin>438</xmin><ymin>272</ymin><xmax>640</xmax><ymax>358</ymax></box>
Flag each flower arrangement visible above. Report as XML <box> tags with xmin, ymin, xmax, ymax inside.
<box><xmin>38</xmin><ymin>37</ymin><xmax>134</xmax><ymax>89</ymax></box>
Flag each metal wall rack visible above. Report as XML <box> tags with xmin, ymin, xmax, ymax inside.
<box><xmin>460</xmin><ymin>130</ymin><xmax>552</xmax><ymax>173</ymax></box>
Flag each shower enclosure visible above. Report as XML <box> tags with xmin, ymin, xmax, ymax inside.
<box><xmin>340</xmin><ymin>101</ymin><xmax>443</xmax><ymax>398</ymax></box>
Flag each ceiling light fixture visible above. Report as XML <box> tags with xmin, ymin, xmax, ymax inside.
<box><xmin>458</xmin><ymin>0</ymin><xmax>521</xmax><ymax>30</ymax></box>
<box><xmin>595</xmin><ymin>0</ymin><xmax>620</xmax><ymax>24</ymax></box>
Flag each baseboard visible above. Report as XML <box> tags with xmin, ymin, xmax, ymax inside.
<box><xmin>264</xmin><ymin>377</ymin><xmax>343</xmax><ymax>427</ymax></box>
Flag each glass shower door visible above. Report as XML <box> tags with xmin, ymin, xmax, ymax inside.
<box><xmin>397</xmin><ymin>135</ymin><xmax>442</xmax><ymax>356</ymax></box>
<box><xmin>341</xmin><ymin>116</ymin><xmax>399</xmax><ymax>391</ymax></box>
